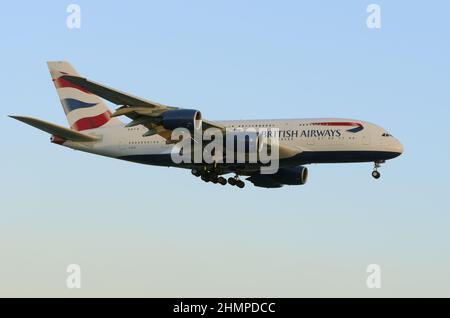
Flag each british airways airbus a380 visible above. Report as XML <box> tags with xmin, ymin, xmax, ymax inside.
<box><xmin>10</xmin><ymin>62</ymin><xmax>403</xmax><ymax>188</ymax></box>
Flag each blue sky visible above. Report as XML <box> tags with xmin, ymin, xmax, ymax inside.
<box><xmin>1</xmin><ymin>1</ymin><xmax>449</xmax><ymax>297</ymax></box>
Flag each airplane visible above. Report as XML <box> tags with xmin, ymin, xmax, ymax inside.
<box><xmin>10</xmin><ymin>61</ymin><xmax>403</xmax><ymax>188</ymax></box>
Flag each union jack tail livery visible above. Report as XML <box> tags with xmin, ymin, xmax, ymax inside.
<box><xmin>47</xmin><ymin>61</ymin><xmax>122</xmax><ymax>131</ymax></box>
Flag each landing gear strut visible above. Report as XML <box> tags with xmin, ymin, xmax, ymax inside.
<box><xmin>372</xmin><ymin>161</ymin><xmax>383</xmax><ymax>179</ymax></box>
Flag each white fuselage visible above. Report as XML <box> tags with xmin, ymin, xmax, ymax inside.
<box><xmin>60</xmin><ymin>118</ymin><xmax>403</xmax><ymax>172</ymax></box>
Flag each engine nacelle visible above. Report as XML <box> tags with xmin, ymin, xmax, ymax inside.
<box><xmin>162</xmin><ymin>109</ymin><xmax>202</xmax><ymax>131</ymax></box>
<box><xmin>272</xmin><ymin>166</ymin><xmax>308</xmax><ymax>185</ymax></box>
<box><xmin>247</xmin><ymin>166</ymin><xmax>308</xmax><ymax>188</ymax></box>
<box><xmin>245</xmin><ymin>174</ymin><xmax>283</xmax><ymax>188</ymax></box>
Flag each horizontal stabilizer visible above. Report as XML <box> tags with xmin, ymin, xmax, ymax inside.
<box><xmin>9</xmin><ymin>115</ymin><xmax>100</xmax><ymax>142</ymax></box>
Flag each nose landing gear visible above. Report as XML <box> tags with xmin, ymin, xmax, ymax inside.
<box><xmin>371</xmin><ymin>161</ymin><xmax>384</xmax><ymax>179</ymax></box>
<box><xmin>372</xmin><ymin>170</ymin><xmax>381</xmax><ymax>179</ymax></box>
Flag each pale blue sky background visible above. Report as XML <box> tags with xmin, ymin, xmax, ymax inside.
<box><xmin>1</xmin><ymin>1</ymin><xmax>449</xmax><ymax>297</ymax></box>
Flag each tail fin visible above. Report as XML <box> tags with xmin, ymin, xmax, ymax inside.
<box><xmin>47</xmin><ymin>61</ymin><xmax>122</xmax><ymax>131</ymax></box>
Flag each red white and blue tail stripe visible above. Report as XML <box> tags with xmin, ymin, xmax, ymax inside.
<box><xmin>47</xmin><ymin>61</ymin><xmax>121</xmax><ymax>131</ymax></box>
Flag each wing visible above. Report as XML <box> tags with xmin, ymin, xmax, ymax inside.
<box><xmin>61</xmin><ymin>75</ymin><xmax>299</xmax><ymax>159</ymax></box>
<box><xmin>60</xmin><ymin>75</ymin><xmax>173</xmax><ymax>110</ymax></box>
<box><xmin>61</xmin><ymin>75</ymin><xmax>224</xmax><ymax>140</ymax></box>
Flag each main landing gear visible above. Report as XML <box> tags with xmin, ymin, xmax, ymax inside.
<box><xmin>227</xmin><ymin>175</ymin><xmax>245</xmax><ymax>188</ymax></box>
<box><xmin>191</xmin><ymin>169</ymin><xmax>244</xmax><ymax>188</ymax></box>
<box><xmin>371</xmin><ymin>161</ymin><xmax>384</xmax><ymax>179</ymax></box>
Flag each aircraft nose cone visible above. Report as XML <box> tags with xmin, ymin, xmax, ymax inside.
<box><xmin>393</xmin><ymin>139</ymin><xmax>404</xmax><ymax>157</ymax></box>
<box><xmin>398</xmin><ymin>140</ymin><xmax>404</xmax><ymax>153</ymax></box>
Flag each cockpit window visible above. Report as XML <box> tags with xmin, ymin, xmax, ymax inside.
<box><xmin>382</xmin><ymin>133</ymin><xmax>393</xmax><ymax>137</ymax></box>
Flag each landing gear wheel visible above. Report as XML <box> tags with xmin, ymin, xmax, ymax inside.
<box><xmin>204</xmin><ymin>171</ymin><xmax>218</xmax><ymax>183</ymax></box>
<box><xmin>236</xmin><ymin>180</ymin><xmax>245</xmax><ymax>188</ymax></box>
<box><xmin>210</xmin><ymin>176</ymin><xmax>219</xmax><ymax>184</ymax></box>
<box><xmin>201</xmin><ymin>174</ymin><xmax>209</xmax><ymax>182</ymax></box>
<box><xmin>227</xmin><ymin>177</ymin><xmax>236</xmax><ymax>186</ymax></box>
<box><xmin>371</xmin><ymin>161</ymin><xmax>383</xmax><ymax>180</ymax></box>
<box><xmin>191</xmin><ymin>169</ymin><xmax>201</xmax><ymax>177</ymax></box>
<box><xmin>217</xmin><ymin>177</ymin><xmax>227</xmax><ymax>185</ymax></box>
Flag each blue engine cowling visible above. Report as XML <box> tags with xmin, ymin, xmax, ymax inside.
<box><xmin>162</xmin><ymin>109</ymin><xmax>202</xmax><ymax>131</ymax></box>
<box><xmin>247</xmin><ymin>166</ymin><xmax>308</xmax><ymax>188</ymax></box>
<box><xmin>246</xmin><ymin>174</ymin><xmax>283</xmax><ymax>188</ymax></box>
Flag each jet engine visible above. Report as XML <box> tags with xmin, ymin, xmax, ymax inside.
<box><xmin>246</xmin><ymin>166</ymin><xmax>308</xmax><ymax>188</ymax></box>
<box><xmin>162</xmin><ymin>109</ymin><xmax>202</xmax><ymax>131</ymax></box>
